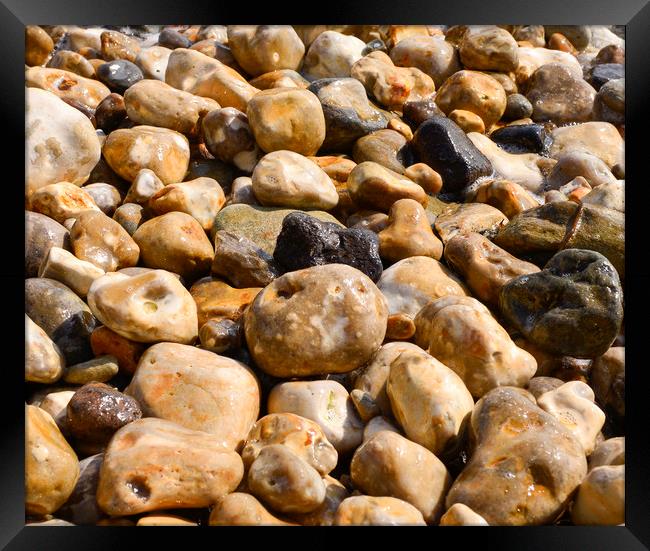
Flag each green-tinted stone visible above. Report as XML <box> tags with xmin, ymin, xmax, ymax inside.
<box><xmin>63</xmin><ymin>355</ymin><xmax>120</xmax><ymax>384</ymax></box>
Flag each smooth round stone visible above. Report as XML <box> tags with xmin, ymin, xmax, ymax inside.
<box><xmin>439</xmin><ymin>503</ymin><xmax>489</xmax><ymax>526</ymax></box>
<box><xmin>95</xmin><ymin>60</ymin><xmax>143</xmax><ymax>94</ymax></box>
<box><xmin>378</xmin><ymin>199</ymin><xmax>442</xmax><ymax>263</ymax></box>
<box><xmin>212</xmin><ymin>231</ymin><xmax>279</xmax><ymax>288</ymax></box>
<box><xmin>81</xmin><ymin>183</ymin><xmax>121</xmax><ymax>216</ymax></box>
<box><xmin>389</xmin><ymin>35</ymin><xmax>459</xmax><ymax>87</ymax></box>
<box><xmin>96</xmin><ymin>418</ymin><xmax>244</xmax><ymax>516</ymax></box>
<box><xmin>26</xmin><ymin>314</ymin><xmax>65</xmax><ymax>384</ymax></box>
<box><xmin>227</xmin><ymin>25</ymin><xmax>304</xmax><ymax>77</ymax></box>
<box><xmin>124</xmin><ymin>168</ymin><xmax>164</xmax><ymax>205</ymax></box>
<box><xmin>212</xmin><ymin>204</ymin><xmax>343</xmax><ymax>255</ymax></box>
<box><xmin>411</xmin><ymin>116</ymin><xmax>493</xmax><ymax>196</ymax></box>
<box><xmin>268</xmin><ymin>380</ymin><xmax>364</xmax><ymax>454</ymax></box>
<box><xmin>125</xmin><ymin>343</ymin><xmax>259</xmax><ymax>449</ymax></box>
<box><xmin>209</xmin><ymin>493</ymin><xmax>296</xmax><ymax>526</ymax></box>
<box><xmin>547</xmin><ymin>151</ymin><xmax>618</xmax><ymax>189</ymax></box>
<box><xmin>202</xmin><ymin>108</ymin><xmax>259</xmax><ymax>172</ymax></box>
<box><xmin>26</xmin><ymin>406</ymin><xmax>79</xmax><ymax>516</ymax></box>
<box><xmin>445</xmin><ymin>387</ymin><xmax>587</xmax><ymax>525</ymax></box>
<box><xmin>134</xmin><ymin>45</ymin><xmax>172</xmax><ymax>80</ymax></box>
<box><xmin>124</xmin><ymin>79</ymin><xmax>220</xmax><ymax>136</ymax></box>
<box><xmin>38</xmin><ymin>246</ymin><xmax>105</xmax><ymax>299</ymax></box>
<box><xmin>590</xmin><ymin>437</ymin><xmax>625</xmax><ymax>470</ymax></box>
<box><xmin>352</xmin><ymin>129</ymin><xmax>413</xmax><ymax>174</ymax></box>
<box><xmin>132</xmin><ymin>211</ymin><xmax>213</xmax><ymax>281</ymax></box>
<box><xmin>94</xmin><ymin>93</ymin><xmax>127</xmax><ymax>133</ymax></box>
<box><xmin>148</xmin><ymin>177</ymin><xmax>225</xmax><ymax>232</ymax></box>
<box><xmin>26</xmin><ymin>88</ymin><xmax>101</xmax><ymax>195</ymax></box>
<box><xmin>500</xmin><ymin>249</ymin><xmax>624</xmax><ymax>358</ymax></box>
<box><xmin>158</xmin><ymin>27</ymin><xmax>192</xmax><ymax>49</ymax></box>
<box><xmin>593</xmin><ymin>78</ymin><xmax>624</xmax><ymax>125</ymax></box>
<box><xmin>247</xmin><ymin>88</ymin><xmax>326</xmax><ymax>156</ymax></box>
<box><xmin>199</xmin><ymin>318</ymin><xmax>243</xmax><ymax>354</ymax></box>
<box><xmin>459</xmin><ymin>26</ymin><xmax>518</xmax><ymax>72</ymax></box>
<box><xmin>386</xmin><ymin>347</ymin><xmax>474</xmax><ymax>457</ymax></box>
<box><xmin>402</xmin><ymin>97</ymin><xmax>445</xmax><ymax>127</ymax></box>
<box><xmin>589</xmin><ymin>63</ymin><xmax>624</xmax><ymax>91</ymax></box>
<box><xmin>25</xmin><ymin>211</ymin><xmax>70</xmax><ymax>278</ymax></box>
<box><xmin>294</xmin><ymin>475</ymin><xmax>349</xmax><ymax>526</ymax></box>
<box><xmin>404</xmin><ymin>163</ymin><xmax>442</xmax><ymax>194</ymax></box>
<box><xmin>29</xmin><ymin>182</ymin><xmax>100</xmax><ymax>225</ymax></box>
<box><xmin>87</xmin><ymin>270</ymin><xmax>198</xmax><ymax>344</ymax></box>
<box><xmin>251</xmin><ymin>150</ymin><xmax>338</xmax><ymax>210</ymax></box>
<box><xmin>544</xmin><ymin>25</ymin><xmax>592</xmax><ymax>49</ymax></box>
<box><xmin>351</xmin><ymin>430</ymin><xmax>451</xmax><ymax>524</ymax></box>
<box><xmin>100</xmin><ymin>30</ymin><xmax>140</xmax><ymax>62</ymax></box>
<box><xmin>489</xmin><ymin>123</ymin><xmax>548</xmax><ymax>154</ymax></box>
<box><xmin>65</xmin><ymin>27</ymin><xmax>103</xmax><ymax>51</ymax></box>
<box><xmin>449</xmin><ymin>109</ymin><xmax>485</xmax><ymax>133</ymax></box>
<box><xmin>26</xmin><ymin>67</ymin><xmax>110</xmax><ymax>109</ymax></box>
<box><xmin>25</xmin><ymin>278</ymin><xmax>98</xmax><ymax>364</ymax></box>
<box><xmin>249</xmin><ymin>69</ymin><xmax>309</xmax><ymax>90</ymax></box>
<box><xmin>435</xmin><ymin>70</ymin><xmax>506</xmax><ymax>129</ymax></box>
<box><xmin>433</xmin><ymin>202</ymin><xmax>508</xmax><ymax>244</ymax></box>
<box><xmin>189</xmin><ymin>277</ymin><xmax>260</xmax><ymax>328</ymax></box>
<box><xmin>241</xmin><ymin>412</ymin><xmax>338</xmax><ymax>475</ymax></box>
<box><xmin>444</xmin><ymin>232</ymin><xmax>539</xmax><ymax>305</ymax></box>
<box><xmin>347</xmin><ymin>161</ymin><xmax>427</xmax><ymax>212</ymax></box>
<box><xmin>112</xmin><ymin>203</ymin><xmax>144</xmax><ymax>236</ymax></box>
<box><xmin>350</xmin><ymin>51</ymin><xmax>435</xmax><ymax>111</ymax></box>
<box><xmin>549</xmin><ymin>122</ymin><xmax>624</xmax><ymax>170</ymax></box>
<box><xmin>591</xmin><ymin>346</ymin><xmax>625</xmax><ymax>418</ymax></box>
<box><xmin>595</xmin><ymin>44</ymin><xmax>625</xmax><ymax>65</ymax></box>
<box><xmin>308</xmin><ymin>78</ymin><xmax>389</xmax><ymax>152</ymax></box>
<box><xmin>526</xmin><ymin>64</ymin><xmax>596</xmax><ymax>124</ymax></box>
<box><xmin>302</xmin><ymin>30</ymin><xmax>366</xmax><ymax>80</ymax></box>
<box><xmin>62</xmin><ymin>355</ymin><xmax>119</xmax><ymax>385</ymax></box>
<box><xmin>47</xmin><ymin>50</ymin><xmax>95</xmax><ymax>78</ymax></box>
<box><xmin>572</xmin><ymin>465</ymin><xmax>624</xmax><ymax>525</ymax></box>
<box><xmin>103</xmin><ymin>125</ymin><xmax>189</xmax><ymax>184</ymax></box>
<box><xmin>516</xmin><ymin>47</ymin><xmax>583</xmax><ymax>83</ymax></box>
<box><xmin>244</xmin><ymin>264</ymin><xmax>388</xmax><ymax>377</ymax></box>
<box><xmin>273</xmin><ymin>211</ymin><xmax>382</xmax><ymax>282</ymax></box>
<box><xmin>25</xmin><ymin>25</ymin><xmax>54</xmax><ymax>66</ymax></box>
<box><xmin>471</xmin><ymin>179</ymin><xmax>540</xmax><ymax>218</ymax></box>
<box><xmin>70</xmin><ymin>210</ymin><xmax>140</xmax><ymax>272</ymax></box>
<box><xmin>503</xmin><ymin>93</ymin><xmax>533</xmax><ymax>121</ymax></box>
<box><xmin>56</xmin><ymin>453</ymin><xmax>104</xmax><ymax>525</ymax></box>
<box><xmin>66</xmin><ymin>383</ymin><xmax>141</xmax><ymax>450</ymax></box>
<box><xmin>334</xmin><ymin>496</ymin><xmax>426</xmax><ymax>526</ymax></box>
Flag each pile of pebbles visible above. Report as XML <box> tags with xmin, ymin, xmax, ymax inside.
<box><xmin>25</xmin><ymin>24</ymin><xmax>624</xmax><ymax>526</ymax></box>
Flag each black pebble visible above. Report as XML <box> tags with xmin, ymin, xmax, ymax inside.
<box><xmin>96</xmin><ymin>60</ymin><xmax>143</xmax><ymax>94</ymax></box>
<box><xmin>158</xmin><ymin>28</ymin><xmax>193</xmax><ymax>49</ymax></box>
<box><xmin>589</xmin><ymin>63</ymin><xmax>624</xmax><ymax>91</ymax></box>
<box><xmin>490</xmin><ymin>123</ymin><xmax>549</xmax><ymax>154</ymax></box>
<box><xmin>502</xmin><ymin>93</ymin><xmax>533</xmax><ymax>121</ymax></box>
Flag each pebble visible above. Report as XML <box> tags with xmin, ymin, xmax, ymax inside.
<box><xmin>94</xmin><ymin>93</ymin><xmax>127</xmax><ymax>133</ymax></box>
<box><xmin>90</xmin><ymin>325</ymin><xmax>146</xmax><ymax>376</ymax></box>
<box><xmin>590</xmin><ymin>437</ymin><xmax>625</xmax><ymax>470</ymax></box>
<box><xmin>362</xmin><ymin>416</ymin><xmax>402</xmax><ymax>440</ymax></box>
<box><xmin>62</xmin><ymin>355</ymin><xmax>119</xmax><ymax>385</ymax></box>
<box><xmin>212</xmin><ymin>230</ymin><xmax>280</xmax><ymax>288</ymax></box>
<box><xmin>251</xmin><ymin>150</ymin><xmax>338</xmax><ymax>209</ymax></box>
<box><xmin>548</xmin><ymin>33</ymin><xmax>577</xmax><ymax>54</ymax></box>
<box><xmin>96</xmin><ymin>417</ymin><xmax>244</xmax><ymax>516</ymax></box>
<box><xmin>202</xmin><ymin>108</ymin><xmax>260</xmax><ymax>172</ymax></box>
<box><xmin>516</xmin><ymin>47</ymin><xmax>582</xmax><ymax>84</ymax></box>
<box><xmin>81</xmin><ymin>183</ymin><xmax>121</xmax><ymax>216</ymax></box>
<box><xmin>25</xmin><ymin>88</ymin><xmax>101</xmax><ymax>195</ymax></box>
<box><xmin>25</xmin><ymin>314</ymin><xmax>65</xmax><ymax>384</ymax></box>
<box><xmin>25</xmin><ymin>405</ymin><xmax>79</xmax><ymax>516</ymax></box>
<box><xmin>411</xmin><ymin>116</ymin><xmax>493</xmax><ymax>196</ymax></box>
<box><xmin>26</xmin><ymin>67</ymin><xmax>110</xmax><ymax>109</ymax></box>
<box><xmin>351</xmin><ymin>430</ymin><xmax>451</xmax><ymax>523</ymax></box>
<box><xmin>102</xmin><ymin>125</ymin><xmax>190</xmax><ymax>184</ymax></box>
<box><xmin>536</xmin><ymin>381</ymin><xmax>605</xmax><ymax>454</ymax></box>
<box><xmin>125</xmin><ymin>343</ymin><xmax>259</xmax><ymax>449</ymax></box>
<box><xmin>38</xmin><ymin>246</ymin><xmax>105</xmax><ymax>298</ymax></box>
<box><xmin>148</xmin><ymin>177</ymin><xmax>225</xmax><ymax>231</ymax></box>
<box><xmin>347</xmin><ymin>161</ymin><xmax>427</xmax><ymax>212</ymax></box>
<box><xmin>386</xmin><ymin>346</ymin><xmax>474</xmax><ymax>456</ymax></box>
<box><xmin>433</xmin><ymin>202</ymin><xmax>509</xmax><ymax>243</ymax></box>
<box><xmin>199</xmin><ymin>318</ymin><xmax>242</xmax><ymax>354</ymax></box>
<box><xmin>190</xmin><ymin>277</ymin><xmax>260</xmax><ymax>328</ymax></box>
<box><xmin>378</xmin><ymin>198</ymin><xmax>442</xmax><ymax>263</ymax></box>
<box><xmin>124</xmin><ymin>79</ymin><xmax>220</xmax><ymax>135</ymax></box>
<box><xmin>228</xmin><ymin>176</ymin><xmax>259</xmax><ymax>206</ymax></box>
<box><xmin>402</xmin><ymin>97</ymin><xmax>445</xmax><ymax>127</ymax></box>
<box><xmin>227</xmin><ymin>25</ymin><xmax>304</xmax><ymax>76</ymax></box>
<box><xmin>165</xmin><ymin>48</ymin><xmax>260</xmax><ymax>112</ymax></box>
<box><xmin>158</xmin><ymin>28</ymin><xmax>192</xmax><ymax>49</ymax></box>
<box><xmin>526</xmin><ymin>63</ymin><xmax>596</xmax><ymax>124</ymax></box>
<box><xmin>591</xmin><ymin>346</ymin><xmax>625</xmax><ymax>418</ymax></box>
<box><xmin>439</xmin><ymin>503</ymin><xmax>489</xmax><ymax>526</ymax></box>
<box><xmin>549</xmin><ymin>121</ymin><xmax>624</xmax><ymax>169</ymax></box>
<box><xmin>268</xmin><ymin>380</ymin><xmax>364</xmax><ymax>454</ymax></box>
<box><xmin>25</xmin><ymin>278</ymin><xmax>98</xmax><ymax>364</ymax></box>
<box><xmin>100</xmin><ymin>30</ymin><xmax>140</xmax><ymax>62</ymax></box>
<box><xmin>471</xmin><ymin>179</ymin><xmax>539</xmax><ymax>218</ymax></box>
<box><xmin>212</xmin><ymin>204</ymin><xmax>342</xmax><ymax>255</ymax></box>
<box><xmin>302</xmin><ymin>30</ymin><xmax>366</xmax><ymax>80</ymax></box>
<box><xmin>25</xmin><ymin>211</ymin><xmax>70</xmax><ymax>278</ymax></box>
<box><xmin>247</xmin><ymin>88</ymin><xmax>326</xmax><ymax>156</ymax></box>
<box><xmin>444</xmin><ymin>232</ymin><xmax>539</xmax><ymax>305</ymax></box>
<box><xmin>544</xmin><ymin>25</ymin><xmax>592</xmax><ymax>49</ymax></box>
<box><xmin>448</xmin><ymin>109</ymin><xmax>485</xmax><ymax>134</ymax></box>
<box><xmin>28</xmin><ymin>182</ymin><xmax>100</xmax><ymax>224</ymax></box>
<box><xmin>95</xmin><ymin>60</ymin><xmax>143</xmax><ymax>94</ymax></box>
<box><xmin>241</xmin><ymin>412</ymin><xmax>338</xmax><ymax>475</ymax></box>
<box><xmin>352</xmin><ymin>129</ymin><xmax>413</xmax><ymax>174</ymax></box>
<box><xmin>334</xmin><ymin>496</ymin><xmax>426</xmax><ymax>525</ymax></box>
<box><xmin>500</xmin><ymin>249</ymin><xmax>624</xmax><ymax>358</ymax></box>
<box><xmin>70</xmin><ymin>210</ymin><xmax>140</xmax><ymax>272</ymax></box>
<box><xmin>249</xmin><ymin>69</ymin><xmax>309</xmax><ymax>90</ymax></box>
<box><xmin>389</xmin><ymin>35</ymin><xmax>460</xmax><ymax>87</ymax></box>
<box><xmin>459</xmin><ymin>27</ymin><xmax>519</xmax><ymax>72</ymax></box>
<box><xmin>595</xmin><ymin>44</ymin><xmax>625</xmax><ymax>65</ymax></box>
<box><xmin>132</xmin><ymin>211</ymin><xmax>213</xmax><ymax>281</ymax></box>
<box><xmin>209</xmin><ymin>493</ymin><xmax>296</xmax><ymax>526</ymax></box>
<box><xmin>404</xmin><ymin>163</ymin><xmax>442</xmax><ymax>194</ymax></box>
<box><xmin>25</xmin><ymin>25</ymin><xmax>54</xmax><ymax>66</ymax></box>
<box><xmin>34</xmin><ymin>389</ymin><xmax>75</xmax><ymax>431</ymax></box>
<box><xmin>47</xmin><ymin>50</ymin><xmax>95</xmax><ymax>78</ymax></box>
<box><xmin>503</xmin><ymin>93</ymin><xmax>533</xmax><ymax>121</ymax></box>
<box><xmin>244</xmin><ymin>264</ymin><xmax>388</xmax><ymax>377</ymax></box>
<box><xmin>414</xmin><ymin>296</ymin><xmax>537</xmax><ymax>397</ymax></box>
<box><xmin>571</xmin><ymin>465</ymin><xmax>624</xmax><ymax>525</ymax></box>
<box><xmin>87</xmin><ymin>270</ymin><xmax>198</xmax><ymax>344</ymax></box>
<box><xmin>137</xmin><ymin>515</ymin><xmax>197</xmax><ymax>526</ymax></box>
<box><xmin>445</xmin><ymin>387</ymin><xmax>587</xmax><ymax>525</ymax></box>
<box><xmin>489</xmin><ymin>123</ymin><xmax>548</xmax><ymax>154</ymax></box>
<box><xmin>123</xmin><ymin>168</ymin><xmax>164</xmax><ymax>205</ymax></box>
<box><xmin>350</xmin><ymin>51</ymin><xmax>435</xmax><ymax>111</ymax></box>
<box><xmin>56</xmin><ymin>453</ymin><xmax>104</xmax><ymax>525</ymax></box>
<box><xmin>593</xmin><ymin>78</ymin><xmax>624</xmax><ymax>125</ymax></box>
<box><xmin>309</xmin><ymin>78</ymin><xmax>389</xmax><ymax>151</ymax></box>
<box><xmin>66</xmin><ymin>27</ymin><xmax>103</xmax><ymax>52</ymax></box>
<box><xmin>112</xmin><ymin>203</ymin><xmax>144</xmax><ymax>236</ymax></box>
<box><xmin>273</xmin><ymin>211</ymin><xmax>383</xmax><ymax>282</ymax></box>
<box><xmin>134</xmin><ymin>46</ymin><xmax>172</xmax><ymax>80</ymax></box>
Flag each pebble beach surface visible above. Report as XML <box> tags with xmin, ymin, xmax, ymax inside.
<box><xmin>25</xmin><ymin>24</ymin><xmax>625</xmax><ymax>526</ymax></box>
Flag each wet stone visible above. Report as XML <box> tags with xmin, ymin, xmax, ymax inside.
<box><xmin>352</xmin><ymin>129</ymin><xmax>414</xmax><ymax>175</ymax></box>
<box><xmin>96</xmin><ymin>60</ymin><xmax>143</xmax><ymax>94</ymax></box>
<box><xmin>25</xmin><ymin>211</ymin><xmax>70</xmax><ymax>278</ymax></box>
<box><xmin>26</xmin><ymin>314</ymin><xmax>65</xmax><ymax>384</ymax></box>
<box><xmin>158</xmin><ymin>28</ymin><xmax>193</xmax><ymax>49</ymax></box>
<box><xmin>90</xmin><ymin>325</ymin><xmax>147</xmax><ymax>376</ymax></box>
<box><xmin>489</xmin><ymin>124</ymin><xmax>549</xmax><ymax>154</ymax></box>
<box><xmin>199</xmin><ymin>318</ymin><xmax>243</xmax><ymax>354</ymax></box>
<box><xmin>273</xmin><ymin>212</ymin><xmax>383</xmax><ymax>282</ymax></box>
<box><xmin>202</xmin><ymin>108</ymin><xmax>259</xmax><ymax>172</ymax></box>
<box><xmin>589</xmin><ymin>63</ymin><xmax>624</xmax><ymax>91</ymax></box>
<box><xmin>82</xmin><ymin>183</ymin><xmax>122</xmax><ymax>216</ymax></box>
<box><xmin>62</xmin><ymin>355</ymin><xmax>119</xmax><ymax>384</ymax></box>
<box><xmin>402</xmin><ymin>97</ymin><xmax>445</xmax><ymax>128</ymax></box>
<box><xmin>503</xmin><ymin>93</ymin><xmax>533</xmax><ymax>121</ymax></box>
<box><xmin>100</xmin><ymin>30</ymin><xmax>141</xmax><ymax>62</ymax></box>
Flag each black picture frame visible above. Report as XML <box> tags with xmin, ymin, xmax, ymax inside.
<box><xmin>5</xmin><ymin>0</ymin><xmax>650</xmax><ymax>548</ymax></box>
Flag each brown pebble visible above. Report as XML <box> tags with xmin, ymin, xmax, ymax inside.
<box><xmin>90</xmin><ymin>325</ymin><xmax>147</xmax><ymax>376</ymax></box>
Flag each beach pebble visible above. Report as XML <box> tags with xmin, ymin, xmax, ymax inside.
<box><xmin>434</xmin><ymin>202</ymin><xmax>508</xmax><ymax>243</ymax></box>
<box><xmin>87</xmin><ymin>270</ymin><xmax>198</xmax><ymax>344</ymax></box>
<box><xmin>389</xmin><ymin>35</ymin><xmax>460</xmax><ymax>87</ymax></box>
<box><xmin>96</xmin><ymin>417</ymin><xmax>244</xmax><ymax>516</ymax></box>
<box><xmin>549</xmin><ymin>122</ymin><xmax>624</xmax><ymax>169</ymax></box>
<box><xmin>25</xmin><ymin>211</ymin><xmax>70</xmax><ymax>278</ymax></box>
<box><xmin>62</xmin><ymin>355</ymin><xmax>119</xmax><ymax>385</ymax></box>
<box><xmin>201</xmin><ymin>108</ymin><xmax>260</xmax><ymax>172</ymax></box>
<box><xmin>25</xmin><ymin>314</ymin><xmax>65</xmax><ymax>384</ymax></box>
<box><xmin>96</xmin><ymin>60</ymin><xmax>143</xmax><ymax>94</ymax></box>
<box><xmin>249</xmin><ymin>69</ymin><xmax>309</xmax><ymax>90</ymax></box>
<box><xmin>199</xmin><ymin>318</ymin><xmax>243</xmax><ymax>354</ymax></box>
<box><xmin>439</xmin><ymin>503</ymin><xmax>489</xmax><ymax>526</ymax></box>
<box><xmin>94</xmin><ymin>93</ymin><xmax>127</xmax><ymax>133</ymax></box>
<box><xmin>39</xmin><ymin>246</ymin><xmax>104</xmax><ymax>298</ymax></box>
<box><xmin>158</xmin><ymin>28</ymin><xmax>192</xmax><ymax>50</ymax></box>
<box><xmin>334</xmin><ymin>496</ymin><xmax>426</xmax><ymax>526</ymax></box>
<box><xmin>112</xmin><ymin>203</ymin><xmax>144</xmax><ymax>236</ymax></box>
<box><xmin>302</xmin><ymin>31</ymin><xmax>366</xmax><ymax>80</ymax></box>
<box><xmin>471</xmin><ymin>179</ymin><xmax>539</xmax><ymax>217</ymax></box>
<box><xmin>547</xmin><ymin>151</ymin><xmax>618</xmax><ymax>190</ymax></box>
<box><xmin>591</xmin><ymin>346</ymin><xmax>625</xmax><ymax>418</ymax></box>
<box><xmin>90</xmin><ymin>326</ymin><xmax>146</xmax><ymax>376</ymax></box>
<box><xmin>589</xmin><ymin>437</ymin><xmax>625</xmax><ymax>470</ymax></box>
<box><xmin>460</xmin><ymin>27</ymin><xmax>519</xmax><ymax>72</ymax></box>
<box><xmin>47</xmin><ymin>50</ymin><xmax>95</xmax><ymax>78</ymax></box>
<box><xmin>503</xmin><ymin>93</ymin><xmax>533</xmax><ymax>121</ymax></box>
<box><xmin>81</xmin><ymin>183</ymin><xmax>121</xmax><ymax>216</ymax></box>
<box><xmin>571</xmin><ymin>465</ymin><xmax>624</xmax><ymax>525</ymax></box>
<box><xmin>190</xmin><ymin>277</ymin><xmax>261</xmax><ymax>328</ymax></box>
<box><xmin>56</xmin><ymin>453</ymin><xmax>104</xmax><ymax>525</ymax></box>
<box><xmin>353</xmin><ymin>129</ymin><xmax>413</xmax><ymax>174</ymax></box>
<box><xmin>26</xmin><ymin>67</ymin><xmax>110</xmax><ymax>109</ymax></box>
<box><xmin>212</xmin><ymin>230</ymin><xmax>279</xmax><ymax>288</ymax></box>
<box><xmin>25</xmin><ymin>26</ymin><xmax>54</xmax><ymax>66</ymax></box>
<box><xmin>209</xmin><ymin>493</ymin><xmax>296</xmax><ymax>526</ymax></box>
<box><xmin>244</xmin><ymin>264</ymin><xmax>388</xmax><ymax>377</ymax></box>
<box><xmin>29</xmin><ymin>182</ymin><xmax>99</xmax><ymax>224</ymax></box>
<box><xmin>134</xmin><ymin>46</ymin><xmax>172</xmax><ymax>80</ymax></box>
<box><xmin>123</xmin><ymin>168</ymin><xmax>164</xmax><ymax>205</ymax></box>
<box><xmin>489</xmin><ymin>123</ymin><xmax>548</xmax><ymax>154</ymax></box>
